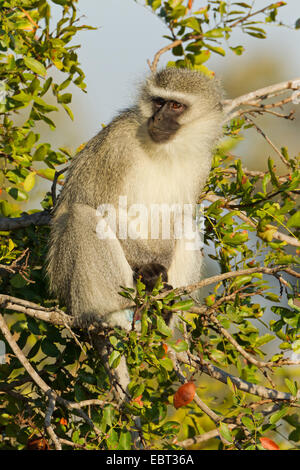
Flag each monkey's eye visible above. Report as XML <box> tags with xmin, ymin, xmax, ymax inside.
<box><xmin>152</xmin><ymin>97</ymin><xmax>166</xmax><ymax>108</ymax></box>
<box><xmin>170</xmin><ymin>101</ymin><xmax>185</xmax><ymax>111</ymax></box>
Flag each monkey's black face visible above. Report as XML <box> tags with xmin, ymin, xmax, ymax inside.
<box><xmin>147</xmin><ymin>97</ymin><xmax>187</xmax><ymax>143</ymax></box>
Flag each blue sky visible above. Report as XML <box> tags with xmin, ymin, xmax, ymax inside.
<box><xmin>47</xmin><ymin>1</ymin><xmax>300</xmax><ymax>152</ymax></box>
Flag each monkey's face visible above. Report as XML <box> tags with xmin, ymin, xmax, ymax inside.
<box><xmin>147</xmin><ymin>97</ymin><xmax>188</xmax><ymax>143</ymax></box>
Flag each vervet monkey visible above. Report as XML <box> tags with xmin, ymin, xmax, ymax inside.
<box><xmin>47</xmin><ymin>67</ymin><xmax>224</xmax><ymax>399</ymax></box>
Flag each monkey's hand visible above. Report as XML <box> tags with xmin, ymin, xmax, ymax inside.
<box><xmin>133</xmin><ymin>262</ymin><xmax>173</xmax><ymax>324</ymax></box>
<box><xmin>133</xmin><ymin>262</ymin><xmax>170</xmax><ymax>292</ymax></box>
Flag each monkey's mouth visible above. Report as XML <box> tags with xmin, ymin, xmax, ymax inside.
<box><xmin>147</xmin><ymin>117</ymin><xmax>179</xmax><ymax>143</ymax></box>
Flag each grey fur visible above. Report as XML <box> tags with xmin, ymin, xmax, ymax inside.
<box><xmin>46</xmin><ymin>66</ymin><xmax>224</xmax><ymax>398</ymax></box>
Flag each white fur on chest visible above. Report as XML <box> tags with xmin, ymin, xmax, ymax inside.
<box><xmin>124</xmin><ymin>113</ymin><xmax>220</xmax><ymax>208</ymax></box>
<box><xmin>126</xmin><ymin>133</ymin><xmax>212</xmax><ymax>207</ymax></box>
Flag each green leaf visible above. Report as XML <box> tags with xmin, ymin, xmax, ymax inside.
<box><xmin>230</xmin><ymin>45</ymin><xmax>245</xmax><ymax>55</ymax></box>
<box><xmin>241</xmin><ymin>415</ymin><xmax>255</xmax><ymax>431</ymax></box>
<box><xmin>159</xmin><ymin>357</ymin><xmax>173</xmax><ymax>371</ymax></box>
<box><xmin>218</xmin><ymin>422</ymin><xmax>233</xmax><ymax>443</ymax></box>
<box><xmin>205</xmin><ymin>43</ymin><xmax>226</xmax><ymax>56</ymax></box>
<box><xmin>10</xmin><ymin>273</ymin><xmax>28</xmax><ymax>288</ymax></box>
<box><xmin>118</xmin><ymin>430</ymin><xmax>132</xmax><ymax>450</ymax></box>
<box><xmin>269</xmin><ymin>407</ymin><xmax>288</xmax><ymax>424</ymax></box>
<box><xmin>33</xmin><ymin>143</ymin><xmax>50</xmax><ymax>161</ymax></box>
<box><xmin>27</xmin><ymin>339</ymin><xmax>41</xmax><ymax>359</ymax></box>
<box><xmin>181</xmin><ymin>17</ymin><xmax>202</xmax><ymax>33</ymax></box>
<box><xmin>265</xmin><ymin>293</ymin><xmax>280</xmax><ymax>302</ymax></box>
<box><xmin>255</xmin><ymin>333</ymin><xmax>274</xmax><ymax>347</ymax></box>
<box><xmin>231</xmin><ymin>275</ymin><xmax>253</xmax><ymax>289</ymax></box>
<box><xmin>156</xmin><ymin>316</ymin><xmax>172</xmax><ymax>337</ymax></box>
<box><xmin>7</xmin><ymin>187</ymin><xmax>28</xmax><ymax>201</ymax></box>
<box><xmin>284</xmin><ymin>378</ymin><xmax>298</xmax><ymax>396</ymax></box>
<box><xmin>41</xmin><ymin>339</ymin><xmax>60</xmax><ymax>357</ymax></box>
<box><xmin>204</xmin><ymin>28</ymin><xmax>225</xmax><ymax>38</ymax></box>
<box><xmin>287</xmin><ymin>211</ymin><xmax>300</xmax><ymax>228</ymax></box>
<box><xmin>36</xmin><ymin>168</ymin><xmax>56</xmax><ymax>180</ymax></box>
<box><xmin>169</xmin><ymin>299</ymin><xmax>194</xmax><ymax>311</ymax></box>
<box><xmin>102</xmin><ymin>405</ymin><xmax>114</xmax><ymax>430</ymax></box>
<box><xmin>23</xmin><ymin>172</ymin><xmax>36</xmax><ymax>192</ymax></box>
<box><xmin>52</xmin><ymin>0</ymin><xmax>69</xmax><ymax>5</ymax></box>
<box><xmin>109</xmin><ymin>350</ymin><xmax>121</xmax><ymax>368</ymax></box>
<box><xmin>34</xmin><ymin>96</ymin><xmax>58</xmax><ymax>112</ymax></box>
<box><xmin>24</xmin><ymin>57</ymin><xmax>47</xmax><ymax>77</ymax></box>
<box><xmin>292</xmin><ymin>340</ymin><xmax>300</xmax><ymax>354</ymax></box>
<box><xmin>167</xmin><ymin>339</ymin><xmax>189</xmax><ymax>352</ymax></box>
<box><xmin>58</xmin><ymin>93</ymin><xmax>72</xmax><ymax>104</ymax></box>
<box><xmin>107</xmin><ymin>429</ymin><xmax>119</xmax><ymax>450</ymax></box>
<box><xmin>11</xmin><ymin>90</ymin><xmax>32</xmax><ymax>103</ymax></box>
<box><xmin>62</xmin><ymin>103</ymin><xmax>74</xmax><ymax>120</ymax></box>
<box><xmin>235</xmin><ymin>2</ymin><xmax>252</xmax><ymax>7</ymax></box>
<box><xmin>27</xmin><ymin>317</ymin><xmax>41</xmax><ymax>335</ymax></box>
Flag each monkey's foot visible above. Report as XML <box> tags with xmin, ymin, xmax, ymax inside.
<box><xmin>102</xmin><ymin>308</ymin><xmax>140</xmax><ymax>332</ymax></box>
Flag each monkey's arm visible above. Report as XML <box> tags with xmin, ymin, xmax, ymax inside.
<box><xmin>47</xmin><ymin>203</ymin><xmax>135</xmax><ymax>329</ymax></box>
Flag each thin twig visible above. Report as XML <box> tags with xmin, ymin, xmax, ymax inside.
<box><xmin>148</xmin><ymin>34</ymin><xmax>203</xmax><ymax>73</ymax></box>
<box><xmin>203</xmin><ymin>193</ymin><xmax>300</xmax><ymax>248</ymax></box>
<box><xmin>51</xmin><ymin>167</ymin><xmax>68</xmax><ymax>206</ymax></box>
<box><xmin>223</xmin><ymin>77</ymin><xmax>300</xmax><ymax>115</ymax></box>
<box><xmin>229</xmin><ymin>3</ymin><xmax>278</xmax><ymax>28</ymax></box>
<box><xmin>0</xmin><ymin>294</ymin><xmax>73</xmax><ymax>326</ymax></box>
<box><xmin>148</xmin><ymin>39</ymin><xmax>183</xmax><ymax>73</ymax></box>
<box><xmin>45</xmin><ymin>391</ymin><xmax>61</xmax><ymax>450</ymax></box>
<box><xmin>191</xmin><ymin>305</ymin><xmax>272</xmax><ymax>371</ymax></box>
<box><xmin>245</xmin><ymin>116</ymin><xmax>290</xmax><ymax>168</ymax></box>
<box><xmin>157</xmin><ymin>265</ymin><xmax>299</xmax><ymax>301</ymax></box>
<box><xmin>176</xmin><ymin>425</ymin><xmax>237</xmax><ymax>448</ymax></box>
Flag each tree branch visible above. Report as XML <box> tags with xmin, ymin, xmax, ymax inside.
<box><xmin>223</xmin><ymin>78</ymin><xmax>300</xmax><ymax>116</ymax></box>
<box><xmin>157</xmin><ymin>265</ymin><xmax>300</xmax><ymax>301</ymax></box>
<box><xmin>0</xmin><ymin>210</ymin><xmax>50</xmax><ymax>231</ymax></box>
<box><xmin>167</xmin><ymin>347</ymin><xmax>241</xmax><ymax>448</ymax></box>
<box><xmin>176</xmin><ymin>425</ymin><xmax>237</xmax><ymax>449</ymax></box>
<box><xmin>244</xmin><ymin>116</ymin><xmax>290</xmax><ymax>167</ymax></box>
<box><xmin>44</xmin><ymin>391</ymin><xmax>62</xmax><ymax>450</ymax></box>
<box><xmin>0</xmin><ymin>294</ymin><xmax>72</xmax><ymax>326</ymax></box>
<box><xmin>177</xmin><ymin>352</ymin><xmax>299</xmax><ymax>402</ymax></box>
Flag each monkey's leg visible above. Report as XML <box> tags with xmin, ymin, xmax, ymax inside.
<box><xmin>66</xmin><ymin>203</ymin><xmax>135</xmax><ymax>329</ymax></box>
<box><xmin>167</xmin><ymin>238</ymin><xmax>203</xmax><ymax>290</ymax></box>
<box><xmin>62</xmin><ymin>204</ymin><xmax>136</xmax><ymax>402</ymax></box>
<box><xmin>167</xmin><ymin>238</ymin><xmax>203</xmax><ymax>332</ymax></box>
